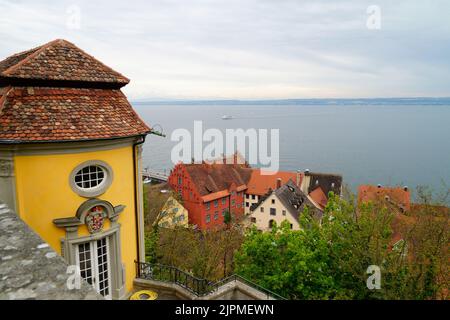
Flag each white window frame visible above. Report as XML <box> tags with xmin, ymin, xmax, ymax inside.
<box><xmin>75</xmin><ymin>237</ymin><xmax>112</xmax><ymax>300</ymax></box>
<box><xmin>69</xmin><ymin>160</ymin><xmax>113</xmax><ymax>197</ymax></box>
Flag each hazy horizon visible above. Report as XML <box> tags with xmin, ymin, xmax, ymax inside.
<box><xmin>1</xmin><ymin>0</ymin><xmax>450</xmax><ymax>100</ymax></box>
<box><xmin>131</xmin><ymin>97</ymin><xmax>450</xmax><ymax>104</ymax></box>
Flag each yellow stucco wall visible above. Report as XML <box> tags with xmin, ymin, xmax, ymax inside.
<box><xmin>14</xmin><ymin>145</ymin><xmax>138</xmax><ymax>294</ymax></box>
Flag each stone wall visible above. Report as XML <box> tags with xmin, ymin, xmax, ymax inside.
<box><xmin>0</xmin><ymin>202</ymin><xmax>101</xmax><ymax>300</ymax></box>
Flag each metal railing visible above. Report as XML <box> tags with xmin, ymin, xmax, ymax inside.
<box><xmin>135</xmin><ymin>261</ymin><xmax>286</xmax><ymax>300</ymax></box>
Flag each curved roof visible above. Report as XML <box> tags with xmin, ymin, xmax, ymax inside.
<box><xmin>0</xmin><ymin>39</ymin><xmax>129</xmax><ymax>85</ymax></box>
<box><xmin>0</xmin><ymin>87</ymin><xmax>150</xmax><ymax>142</ymax></box>
<box><xmin>0</xmin><ymin>40</ymin><xmax>150</xmax><ymax>143</ymax></box>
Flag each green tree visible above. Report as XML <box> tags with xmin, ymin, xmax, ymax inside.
<box><xmin>145</xmin><ymin>226</ymin><xmax>159</xmax><ymax>263</ymax></box>
<box><xmin>235</xmin><ymin>192</ymin><xmax>449</xmax><ymax>300</ymax></box>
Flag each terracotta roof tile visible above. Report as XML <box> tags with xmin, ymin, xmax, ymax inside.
<box><xmin>0</xmin><ymin>39</ymin><xmax>129</xmax><ymax>85</ymax></box>
<box><xmin>308</xmin><ymin>186</ymin><xmax>328</xmax><ymax>210</ymax></box>
<box><xmin>247</xmin><ymin>169</ymin><xmax>302</xmax><ymax>196</ymax></box>
<box><xmin>358</xmin><ymin>185</ymin><xmax>411</xmax><ymax>212</ymax></box>
<box><xmin>184</xmin><ymin>163</ymin><xmax>251</xmax><ymax>197</ymax></box>
<box><xmin>201</xmin><ymin>190</ymin><xmax>230</xmax><ymax>202</ymax></box>
<box><xmin>0</xmin><ymin>87</ymin><xmax>150</xmax><ymax>142</ymax></box>
<box><xmin>0</xmin><ymin>46</ymin><xmax>41</xmax><ymax>74</ymax></box>
<box><xmin>0</xmin><ymin>40</ymin><xmax>150</xmax><ymax>142</ymax></box>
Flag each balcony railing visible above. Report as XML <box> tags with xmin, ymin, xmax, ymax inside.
<box><xmin>135</xmin><ymin>261</ymin><xmax>286</xmax><ymax>300</ymax></box>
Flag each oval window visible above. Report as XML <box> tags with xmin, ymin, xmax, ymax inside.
<box><xmin>75</xmin><ymin>165</ymin><xmax>106</xmax><ymax>189</ymax></box>
<box><xmin>70</xmin><ymin>161</ymin><xmax>113</xmax><ymax>197</ymax></box>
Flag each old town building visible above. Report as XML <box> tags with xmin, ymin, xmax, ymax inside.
<box><xmin>244</xmin><ymin>169</ymin><xmax>303</xmax><ymax>214</ymax></box>
<box><xmin>168</xmin><ymin>155</ymin><xmax>344</xmax><ymax>230</ymax></box>
<box><xmin>0</xmin><ymin>39</ymin><xmax>151</xmax><ymax>299</ymax></box>
<box><xmin>156</xmin><ymin>196</ymin><xmax>189</xmax><ymax>229</ymax></box>
<box><xmin>300</xmin><ymin>170</ymin><xmax>343</xmax><ymax>210</ymax></box>
<box><xmin>249</xmin><ymin>179</ymin><xmax>322</xmax><ymax>231</ymax></box>
<box><xmin>168</xmin><ymin>162</ymin><xmax>251</xmax><ymax>229</ymax></box>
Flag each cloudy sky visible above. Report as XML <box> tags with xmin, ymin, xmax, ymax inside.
<box><xmin>1</xmin><ymin>0</ymin><xmax>449</xmax><ymax>99</ymax></box>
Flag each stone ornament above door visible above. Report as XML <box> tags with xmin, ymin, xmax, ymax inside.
<box><xmin>53</xmin><ymin>199</ymin><xmax>125</xmax><ymax>234</ymax></box>
<box><xmin>85</xmin><ymin>206</ymin><xmax>106</xmax><ymax>234</ymax></box>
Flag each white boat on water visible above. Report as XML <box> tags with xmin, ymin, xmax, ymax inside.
<box><xmin>143</xmin><ymin>178</ymin><xmax>152</xmax><ymax>184</ymax></box>
<box><xmin>222</xmin><ymin>115</ymin><xmax>233</xmax><ymax>120</ymax></box>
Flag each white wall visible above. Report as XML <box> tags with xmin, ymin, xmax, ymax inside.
<box><xmin>249</xmin><ymin>193</ymin><xmax>300</xmax><ymax>231</ymax></box>
<box><xmin>244</xmin><ymin>192</ymin><xmax>260</xmax><ymax>214</ymax></box>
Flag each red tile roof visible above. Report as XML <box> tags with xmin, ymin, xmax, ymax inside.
<box><xmin>0</xmin><ymin>87</ymin><xmax>150</xmax><ymax>142</ymax></box>
<box><xmin>308</xmin><ymin>186</ymin><xmax>328</xmax><ymax>210</ymax></box>
<box><xmin>358</xmin><ymin>185</ymin><xmax>411</xmax><ymax>212</ymax></box>
<box><xmin>0</xmin><ymin>39</ymin><xmax>129</xmax><ymax>85</ymax></box>
<box><xmin>0</xmin><ymin>39</ymin><xmax>150</xmax><ymax>142</ymax></box>
<box><xmin>184</xmin><ymin>163</ymin><xmax>251</xmax><ymax>197</ymax></box>
<box><xmin>201</xmin><ymin>190</ymin><xmax>230</xmax><ymax>202</ymax></box>
<box><xmin>0</xmin><ymin>47</ymin><xmax>41</xmax><ymax>74</ymax></box>
<box><xmin>246</xmin><ymin>169</ymin><xmax>302</xmax><ymax>196</ymax></box>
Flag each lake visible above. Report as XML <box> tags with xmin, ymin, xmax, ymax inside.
<box><xmin>133</xmin><ymin>102</ymin><xmax>450</xmax><ymax>198</ymax></box>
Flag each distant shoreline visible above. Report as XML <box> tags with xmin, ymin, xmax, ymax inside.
<box><xmin>131</xmin><ymin>97</ymin><xmax>450</xmax><ymax>106</ymax></box>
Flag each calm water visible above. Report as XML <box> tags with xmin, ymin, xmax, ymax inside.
<box><xmin>133</xmin><ymin>103</ymin><xmax>450</xmax><ymax>196</ymax></box>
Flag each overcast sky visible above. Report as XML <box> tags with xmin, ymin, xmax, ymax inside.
<box><xmin>1</xmin><ymin>0</ymin><xmax>449</xmax><ymax>100</ymax></box>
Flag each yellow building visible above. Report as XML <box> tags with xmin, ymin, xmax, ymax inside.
<box><xmin>156</xmin><ymin>196</ymin><xmax>189</xmax><ymax>228</ymax></box>
<box><xmin>0</xmin><ymin>39</ymin><xmax>152</xmax><ymax>299</ymax></box>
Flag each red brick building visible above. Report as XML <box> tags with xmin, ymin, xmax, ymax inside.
<box><xmin>169</xmin><ymin>162</ymin><xmax>342</xmax><ymax>230</ymax></box>
<box><xmin>168</xmin><ymin>162</ymin><xmax>251</xmax><ymax>229</ymax></box>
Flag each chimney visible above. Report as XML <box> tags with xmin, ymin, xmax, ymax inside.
<box><xmin>223</xmin><ymin>154</ymin><xmax>226</xmax><ymax>164</ymax></box>
<box><xmin>276</xmin><ymin>178</ymin><xmax>282</xmax><ymax>189</ymax></box>
<box><xmin>233</xmin><ymin>152</ymin><xmax>237</xmax><ymax>164</ymax></box>
<box><xmin>296</xmin><ymin>170</ymin><xmax>301</xmax><ymax>186</ymax></box>
<box><xmin>300</xmin><ymin>170</ymin><xmax>310</xmax><ymax>193</ymax></box>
